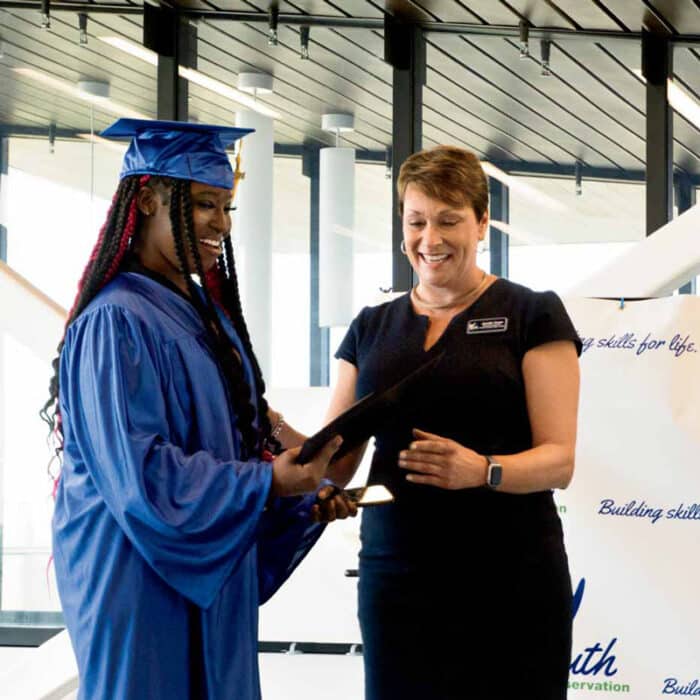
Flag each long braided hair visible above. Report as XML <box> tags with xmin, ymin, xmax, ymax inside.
<box><xmin>40</xmin><ymin>174</ymin><xmax>275</xmax><ymax>469</ymax></box>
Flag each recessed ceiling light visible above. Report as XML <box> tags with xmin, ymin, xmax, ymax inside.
<box><xmin>13</xmin><ymin>68</ymin><xmax>149</xmax><ymax>119</ymax></box>
<box><xmin>98</xmin><ymin>36</ymin><xmax>280</xmax><ymax>119</ymax></box>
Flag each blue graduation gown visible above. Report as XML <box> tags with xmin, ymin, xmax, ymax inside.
<box><xmin>52</xmin><ymin>272</ymin><xmax>323</xmax><ymax>699</ymax></box>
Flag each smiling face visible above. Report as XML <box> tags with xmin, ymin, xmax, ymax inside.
<box><xmin>134</xmin><ymin>180</ymin><xmax>234</xmax><ymax>292</ymax></box>
<box><xmin>402</xmin><ymin>183</ymin><xmax>488</xmax><ymax>292</ymax></box>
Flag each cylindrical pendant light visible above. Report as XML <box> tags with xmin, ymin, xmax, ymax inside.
<box><xmin>319</xmin><ymin>113</ymin><xmax>355</xmax><ymax>327</ymax></box>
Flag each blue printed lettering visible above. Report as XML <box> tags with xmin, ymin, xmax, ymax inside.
<box><xmin>669</xmin><ymin>334</ymin><xmax>698</xmax><ymax>357</ymax></box>
<box><xmin>571</xmin><ymin>638</ymin><xmax>619</xmax><ymax>677</ymax></box>
<box><xmin>663</xmin><ymin>678</ymin><xmax>700</xmax><ymax>695</ymax></box>
<box><xmin>637</xmin><ymin>333</ymin><xmax>666</xmax><ymax>355</ymax></box>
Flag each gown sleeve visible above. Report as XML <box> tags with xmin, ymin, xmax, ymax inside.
<box><xmin>255</xmin><ymin>493</ymin><xmax>326</xmax><ymax>604</ymax></box>
<box><xmin>60</xmin><ymin>304</ymin><xmax>273</xmax><ymax>609</ymax></box>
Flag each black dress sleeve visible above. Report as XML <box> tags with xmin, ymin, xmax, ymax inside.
<box><xmin>523</xmin><ymin>291</ymin><xmax>582</xmax><ymax>357</ymax></box>
<box><xmin>334</xmin><ymin>308</ymin><xmax>366</xmax><ymax>366</ymax></box>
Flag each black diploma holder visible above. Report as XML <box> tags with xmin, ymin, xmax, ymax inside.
<box><xmin>301</xmin><ymin>351</ymin><xmax>445</xmax><ymax>507</ymax></box>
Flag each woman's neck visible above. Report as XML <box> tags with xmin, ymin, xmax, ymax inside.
<box><xmin>413</xmin><ymin>269</ymin><xmax>489</xmax><ymax>311</ymax></box>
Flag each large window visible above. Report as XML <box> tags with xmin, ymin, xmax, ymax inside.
<box><xmin>269</xmin><ymin>155</ymin><xmax>311</xmax><ymax>388</ymax></box>
<box><xmin>1</xmin><ymin>139</ymin><xmax>119</xmax><ymax>629</ymax></box>
<box><xmin>507</xmin><ymin>176</ymin><xmax>644</xmax><ymax>295</ymax></box>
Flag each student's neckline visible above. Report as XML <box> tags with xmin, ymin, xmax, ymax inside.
<box><xmin>121</xmin><ymin>257</ymin><xmax>193</xmax><ymax>305</ymax></box>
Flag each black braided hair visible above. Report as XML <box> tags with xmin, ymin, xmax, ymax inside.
<box><xmin>41</xmin><ymin>175</ymin><xmax>273</xmax><ymax>464</ymax></box>
<box><xmin>219</xmin><ymin>233</ymin><xmax>278</xmax><ymax>453</ymax></box>
<box><xmin>167</xmin><ymin>179</ymin><xmax>265</xmax><ymax>458</ymax></box>
<box><xmin>40</xmin><ymin>175</ymin><xmax>143</xmax><ymax>447</ymax></box>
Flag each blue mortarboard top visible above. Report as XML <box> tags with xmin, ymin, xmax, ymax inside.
<box><xmin>101</xmin><ymin>118</ymin><xmax>254</xmax><ymax>190</ymax></box>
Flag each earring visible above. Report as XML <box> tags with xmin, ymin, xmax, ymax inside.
<box><xmin>400</xmin><ymin>240</ymin><xmax>407</xmax><ymax>255</ymax></box>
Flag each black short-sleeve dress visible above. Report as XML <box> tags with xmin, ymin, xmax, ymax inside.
<box><xmin>335</xmin><ymin>278</ymin><xmax>581</xmax><ymax>700</ymax></box>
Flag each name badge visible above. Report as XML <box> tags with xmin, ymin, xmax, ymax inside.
<box><xmin>467</xmin><ymin>317</ymin><xmax>508</xmax><ymax>334</ymax></box>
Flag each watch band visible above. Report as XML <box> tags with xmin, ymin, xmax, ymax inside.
<box><xmin>485</xmin><ymin>455</ymin><xmax>503</xmax><ymax>489</ymax></box>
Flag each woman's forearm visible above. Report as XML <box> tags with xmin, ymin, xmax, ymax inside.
<box><xmin>489</xmin><ymin>442</ymin><xmax>575</xmax><ymax>494</ymax></box>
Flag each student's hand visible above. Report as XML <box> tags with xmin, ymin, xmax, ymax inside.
<box><xmin>310</xmin><ymin>485</ymin><xmax>358</xmax><ymax>523</ymax></box>
<box><xmin>270</xmin><ymin>436</ymin><xmax>343</xmax><ymax>498</ymax></box>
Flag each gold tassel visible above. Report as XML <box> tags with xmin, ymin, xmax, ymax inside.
<box><xmin>232</xmin><ymin>142</ymin><xmax>245</xmax><ymax>202</ymax></box>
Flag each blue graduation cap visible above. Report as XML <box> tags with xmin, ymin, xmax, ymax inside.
<box><xmin>101</xmin><ymin>118</ymin><xmax>254</xmax><ymax>190</ymax></box>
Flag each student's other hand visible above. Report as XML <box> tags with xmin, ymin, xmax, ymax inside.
<box><xmin>310</xmin><ymin>485</ymin><xmax>358</xmax><ymax>523</ymax></box>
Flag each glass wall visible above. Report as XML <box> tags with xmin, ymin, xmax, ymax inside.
<box><xmin>1</xmin><ymin>139</ymin><xmax>120</xmax><ymax>627</ymax></box>
<box><xmin>270</xmin><ymin>155</ymin><xmax>310</xmax><ymax>388</ymax></box>
<box><xmin>507</xmin><ymin>176</ymin><xmax>644</xmax><ymax>295</ymax></box>
<box><xmin>328</xmin><ymin>161</ymin><xmax>392</xmax><ymax>385</ymax></box>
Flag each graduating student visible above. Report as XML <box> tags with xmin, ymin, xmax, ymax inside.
<box><xmin>41</xmin><ymin>118</ymin><xmax>355</xmax><ymax>700</ymax></box>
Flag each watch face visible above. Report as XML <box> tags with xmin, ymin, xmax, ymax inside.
<box><xmin>489</xmin><ymin>464</ymin><xmax>503</xmax><ymax>487</ymax></box>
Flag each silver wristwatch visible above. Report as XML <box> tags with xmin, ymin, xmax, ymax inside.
<box><xmin>485</xmin><ymin>455</ymin><xmax>503</xmax><ymax>489</ymax></box>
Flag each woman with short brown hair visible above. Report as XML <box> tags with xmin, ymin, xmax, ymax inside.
<box><xmin>327</xmin><ymin>145</ymin><xmax>581</xmax><ymax>699</ymax></box>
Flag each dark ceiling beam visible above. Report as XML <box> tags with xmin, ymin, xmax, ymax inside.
<box><xmin>640</xmin><ymin>0</ymin><xmax>677</xmax><ymax>36</ymax></box>
<box><xmin>3</xmin><ymin>3</ymin><xmax>700</xmax><ymax>45</ymax></box>
<box><xmin>0</xmin><ymin>125</ymin><xmax>79</xmax><ymax>138</ymax></box>
<box><xmin>0</xmin><ymin>1</ymin><xmax>143</xmax><ymax>13</ymax></box>
<box><xmin>385</xmin><ymin>12</ymin><xmax>425</xmax><ymax>293</ymax></box>
<box><xmin>642</xmin><ymin>29</ymin><xmax>673</xmax><ymax>237</ymax></box>
<box><xmin>144</xmin><ymin>3</ymin><xmax>196</xmax><ymax>121</ymax></box>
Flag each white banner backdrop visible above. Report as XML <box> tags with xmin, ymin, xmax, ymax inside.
<box><xmin>265</xmin><ymin>296</ymin><xmax>700</xmax><ymax>698</ymax></box>
<box><xmin>561</xmin><ymin>296</ymin><xmax>700</xmax><ymax>699</ymax></box>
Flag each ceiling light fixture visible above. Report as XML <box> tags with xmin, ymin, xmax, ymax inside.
<box><xmin>78</xmin><ymin>12</ymin><xmax>88</xmax><ymax>46</ymax></box>
<box><xmin>40</xmin><ymin>0</ymin><xmax>50</xmax><ymax>29</ymax></box>
<box><xmin>98</xmin><ymin>36</ymin><xmax>280</xmax><ymax>119</ymax></box>
<box><xmin>322</xmin><ymin>113</ymin><xmax>354</xmax><ymax>147</ymax></box>
<box><xmin>481</xmin><ymin>161</ymin><xmax>566</xmax><ymax>212</ymax></box>
<box><xmin>519</xmin><ymin>20</ymin><xmax>529</xmax><ymax>59</ymax></box>
<box><xmin>575</xmin><ymin>160</ymin><xmax>582</xmax><ymax>196</ymax></box>
<box><xmin>48</xmin><ymin>121</ymin><xmax>56</xmax><ymax>154</ymax></box>
<box><xmin>540</xmin><ymin>39</ymin><xmax>551</xmax><ymax>77</ymax></box>
<box><xmin>268</xmin><ymin>4</ymin><xmax>279</xmax><ymax>46</ymax></box>
<box><xmin>237</xmin><ymin>72</ymin><xmax>274</xmax><ymax>98</ymax></box>
<box><xmin>13</xmin><ymin>68</ymin><xmax>149</xmax><ymax>119</ymax></box>
<box><xmin>300</xmin><ymin>25</ymin><xmax>310</xmax><ymax>60</ymax></box>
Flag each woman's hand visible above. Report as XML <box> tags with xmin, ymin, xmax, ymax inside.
<box><xmin>310</xmin><ymin>485</ymin><xmax>358</xmax><ymax>523</ymax></box>
<box><xmin>270</xmin><ymin>437</ymin><xmax>342</xmax><ymax>498</ymax></box>
<box><xmin>398</xmin><ymin>428</ymin><xmax>487</xmax><ymax>490</ymax></box>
